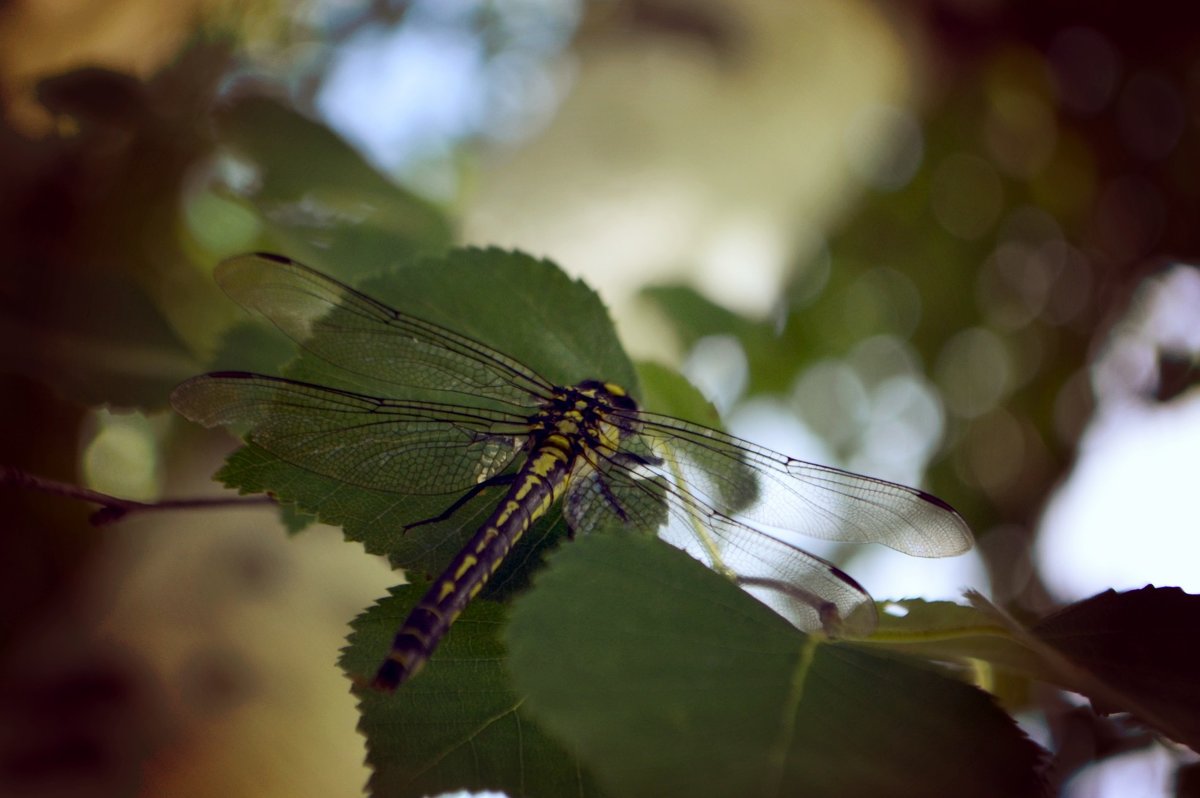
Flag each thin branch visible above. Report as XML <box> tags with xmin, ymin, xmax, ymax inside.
<box><xmin>1</xmin><ymin>465</ymin><xmax>276</xmax><ymax>525</ymax></box>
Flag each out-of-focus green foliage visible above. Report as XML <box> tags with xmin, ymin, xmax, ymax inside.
<box><xmin>643</xmin><ymin>35</ymin><xmax>1200</xmax><ymax>600</ymax></box>
<box><xmin>213</xmin><ymin>96</ymin><xmax>454</xmax><ymax>278</ymax></box>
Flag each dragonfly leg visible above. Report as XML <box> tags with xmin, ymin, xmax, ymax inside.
<box><xmin>611</xmin><ymin>449</ymin><xmax>663</xmax><ymax>468</ymax></box>
<box><xmin>593</xmin><ymin>477</ymin><xmax>628</xmax><ymax>529</ymax></box>
<box><xmin>736</xmin><ymin>575</ymin><xmax>852</xmax><ymax>637</ymax></box>
<box><xmin>404</xmin><ymin>473</ymin><xmax>515</xmax><ymax>532</ymax></box>
<box><xmin>593</xmin><ymin>450</ymin><xmax>665</xmax><ymax>530</ymax></box>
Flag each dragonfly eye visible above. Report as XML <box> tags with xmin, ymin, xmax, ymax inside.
<box><xmin>609</xmin><ymin>391</ymin><xmax>638</xmax><ymax>411</ymax></box>
<box><xmin>575</xmin><ymin>379</ymin><xmax>638</xmax><ymax>412</ymax></box>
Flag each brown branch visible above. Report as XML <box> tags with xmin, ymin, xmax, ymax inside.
<box><xmin>1</xmin><ymin>465</ymin><xmax>275</xmax><ymax>525</ymax></box>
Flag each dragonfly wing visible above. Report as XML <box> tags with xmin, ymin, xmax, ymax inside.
<box><xmin>657</xmin><ymin>506</ymin><xmax>879</xmax><ymax>637</ymax></box>
<box><xmin>171</xmin><ymin>372</ymin><xmax>527</xmax><ymax>495</ymax></box>
<box><xmin>632</xmin><ymin>411</ymin><xmax>973</xmax><ymax>558</ymax></box>
<box><xmin>214</xmin><ymin>253</ymin><xmax>552</xmax><ymax>407</ymax></box>
<box><xmin>565</xmin><ymin>453</ymin><xmax>877</xmax><ymax>636</ymax></box>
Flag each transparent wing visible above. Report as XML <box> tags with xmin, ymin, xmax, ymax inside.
<box><xmin>171</xmin><ymin>372</ymin><xmax>530</xmax><ymax>495</ymax></box>
<box><xmin>214</xmin><ymin>253</ymin><xmax>553</xmax><ymax>408</ymax></box>
<box><xmin>563</xmin><ymin>448</ymin><xmax>879</xmax><ymax>636</ymax></box>
<box><xmin>628</xmin><ymin>411</ymin><xmax>973</xmax><ymax>558</ymax></box>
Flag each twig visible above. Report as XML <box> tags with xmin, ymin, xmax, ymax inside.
<box><xmin>1</xmin><ymin>465</ymin><xmax>275</xmax><ymax>525</ymax></box>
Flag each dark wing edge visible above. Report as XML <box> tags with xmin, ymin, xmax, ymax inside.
<box><xmin>629</xmin><ymin>410</ymin><xmax>973</xmax><ymax>558</ymax></box>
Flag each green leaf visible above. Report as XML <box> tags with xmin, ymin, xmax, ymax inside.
<box><xmin>506</xmin><ymin>534</ymin><xmax>1047</xmax><ymax>798</ymax></box>
<box><xmin>632</xmin><ymin>360</ymin><xmax>758</xmax><ymax>512</ymax></box>
<box><xmin>861</xmin><ymin>598</ymin><xmax>1047</xmax><ymax>678</ymax></box>
<box><xmin>207</xmin><ymin>319</ymin><xmax>298</xmax><ymax>375</ymax></box>
<box><xmin>640</xmin><ymin>284</ymin><xmax>797</xmax><ymax>396</ymax></box>
<box><xmin>343</xmin><ymin>585</ymin><xmax>604</xmax><ymax>798</ymax></box>
<box><xmin>215</xmin><ymin>96</ymin><xmax>453</xmax><ymax>271</ymax></box>
<box><xmin>634</xmin><ymin>360</ymin><xmax>724</xmax><ymax>426</ymax></box>
<box><xmin>283</xmin><ymin>247</ymin><xmax>637</xmax><ymax>393</ymax></box>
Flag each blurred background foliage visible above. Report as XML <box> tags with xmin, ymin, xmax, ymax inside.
<box><xmin>1</xmin><ymin>0</ymin><xmax>1199</xmax><ymax>796</ymax></box>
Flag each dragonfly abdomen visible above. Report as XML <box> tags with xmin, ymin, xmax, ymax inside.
<box><xmin>372</xmin><ymin>440</ymin><xmax>575</xmax><ymax>690</ymax></box>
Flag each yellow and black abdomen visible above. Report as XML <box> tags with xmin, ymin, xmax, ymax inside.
<box><xmin>372</xmin><ymin>436</ymin><xmax>575</xmax><ymax>690</ymax></box>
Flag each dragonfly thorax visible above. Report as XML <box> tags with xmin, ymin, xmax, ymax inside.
<box><xmin>532</xmin><ymin>379</ymin><xmax>639</xmax><ymax>457</ymax></box>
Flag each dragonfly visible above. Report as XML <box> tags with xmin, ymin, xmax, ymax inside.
<box><xmin>171</xmin><ymin>252</ymin><xmax>973</xmax><ymax>690</ymax></box>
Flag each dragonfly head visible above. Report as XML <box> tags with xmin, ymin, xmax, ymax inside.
<box><xmin>575</xmin><ymin>379</ymin><xmax>638</xmax><ymax>412</ymax></box>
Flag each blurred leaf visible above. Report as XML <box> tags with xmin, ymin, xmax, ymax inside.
<box><xmin>506</xmin><ymin>534</ymin><xmax>1048</xmax><ymax>798</ymax></box>
<box><xmin>640</xmin><ymin>284</ymin><xmax>797</xmax><ymax>395</ymax></box>
<box><xmin>342</xmin><ymin>585</ymin><xmax>604</xmax><ymax>798</ymax></box>
<box><xmin>215</xmin><ymin>96</ymin><xmax>453</xmax><ymax>274</ymax></box>
<box><xmin>206</xmin><ymin>319</ymin><xmax>298</xmax><ymax>375</ymax></box>
<box><xmin>1</xmin><ymin>51</ymin><xmax>230</xmax><ymax>410</ymax></box>
<box><xmin>640</xmin><ymin>284</ymin><xmax>760</xmax><ymax>345</ymax></box>
<box><xmin>276</xmin><ymin>500</ymin><xmax>316</xmax><ymax>535</ymax></box>
<box><xmin>632</xmin><ymin>359</ymin><xmax>758</xmax><ymax>513</ymax></box>
<box><xmin>634</xmin><ymin>360</ymin><xmax>723</xmax><ymax>426</ymax></box>
<box><xmin>36</xmin><ymin>67</ymin><xmax>147</xmax><ymax>127</ymax></box>
<box><xmin>1152</xmin><ymin>350</ymin><xmax>1199</xmax><ymax>402</ymax></box>
<box><xmin>1030</xmin><ymin>586</ymin><xmax>1200</xmax><ymax>752</ymax></box>
<box><xmin>0</xmin><ymin>270</ymin><xmax>200</xmax><ymax>408</ymax></box>
<box><xmin>863</xmin><ymin>588</ymin><xmax>1200</xmax><ymax>751</ymax></box>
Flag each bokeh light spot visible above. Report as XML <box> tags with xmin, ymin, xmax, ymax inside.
<box><xmin>82</xmin><ymin>409</ymin><xmax>163</xmax><ymax>502</ymax></box>
<box><xmin>851</xmin><ymin>373</ymin><xmax>945</xmax><ymax>485</ymax></box>
<box><xmin>843</xmin><ymin>103</ymin><xmax>924</xmax><ymax>191</ymax></box>
<box><xmin>681</xmin><ymin>334</ymin><xmax>748</xmax><ymax>415</ymax></box>
<box><xmin>930</xmin><ymin>152</ymin><xmax>1005</xmax><ymax>240</ymax></box>
<box><xmin>1117</xmin><ymin>71</ymin><xmax>1186</xmax><ymax>161</ymax></box>
<box><xmin>840</xmin><ymin>267</ymin><xmax>922</xmax><ymax>339</ymax></box>
<box><xmin>845</xmin><ymin>334</ymin><xmax>921</xmax><ymax>388</ymax></box>
<box><xmin>984</xmin><ymin>86</ymin><xmax>1057</xmax><ymax>180</ymax></box>
<box><xmin>791</xmin><ymin>359</ymin><xmax>870</xmax><ymax>451</ymax></box>
<box><xmin>1092</xmin><ymin>174</ymin><xmax>1167</xmax><ymax>262</ymax></box>
<box><xmin>935</xmin><ymin>327</ymin><xmax>1013</xmax><ymax>418</ymax></box>
<box><xmin>1046</xmin><ymin>27</ymin><xmax>1120</xmax><ymax>115</ymax></box>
